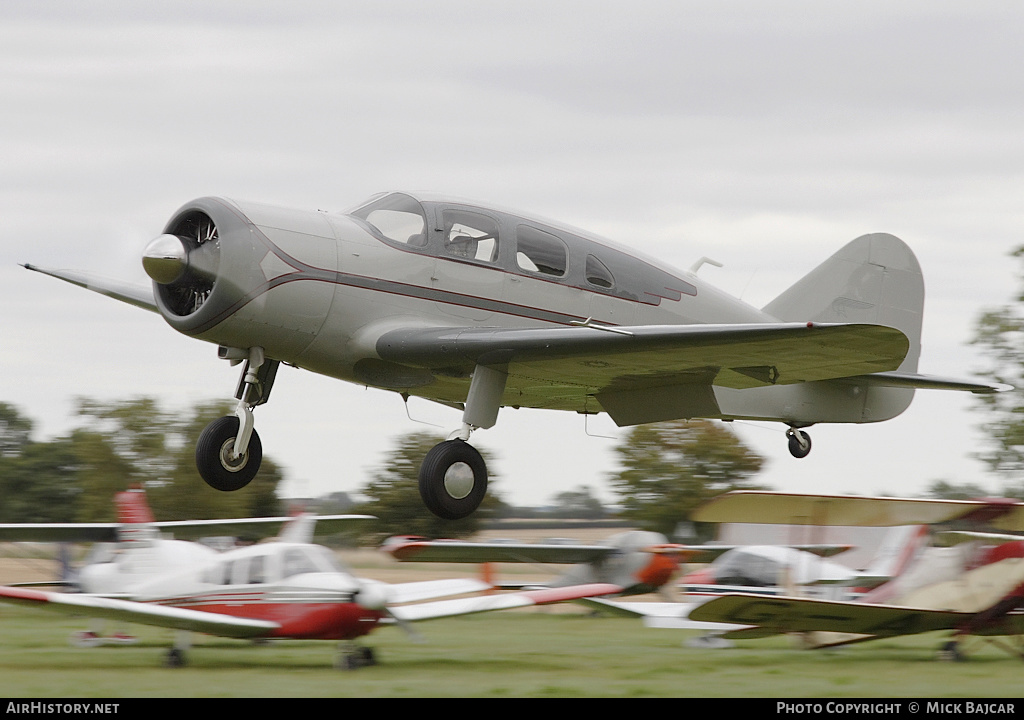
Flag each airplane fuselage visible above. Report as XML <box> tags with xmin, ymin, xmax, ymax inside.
<box><xmin>133</xmin><ymin>542</ymin><xmax>383</xmax><ymax>640</ymax></box>
<box><xmin>150</xmin><ymin>192</ymin><xmax>918</xmax><ymax>427</ymax></box>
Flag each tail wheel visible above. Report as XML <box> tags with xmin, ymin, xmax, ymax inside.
<box><xmin>787</xmin><ymin>429</ymin><xmax>812</xmax><ymax>459</ymax></box>
<box><xmin>418</xmin><ymin>440</ymin><xmax>488</xmax><ymax>520</ymax></box>
<box><xmin>196</xmin><ymin>415</ymin><xmax>262</xmax><ymax>491</ymax></box>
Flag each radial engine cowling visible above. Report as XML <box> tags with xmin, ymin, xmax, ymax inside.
<box><xmin>143</xmin><ymin>196</ymin><xmax>342</xmax><ymax>362</ymax></box>
<box><xmin>142</xmin><ymin>197</ymin><xmax>277</xmax><ymax>340</ymax></box>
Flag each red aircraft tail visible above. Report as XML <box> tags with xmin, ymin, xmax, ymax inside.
<box><xmin>113</xmin><ymin>487</ymin><xmax>157</xmax><ymax>545</ymax></box>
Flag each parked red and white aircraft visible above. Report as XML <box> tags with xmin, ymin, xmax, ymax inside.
<box><xmin>0</xmin><ymin>487</ymin><xmax>373</xmax><ymax>598</ymax></box>
<box><xmin>0</xmin><ymin>508</ymin><xmax>623</xmax><ymax>669</ymax></box>
<box><xmin>23</xmin><ymin>192</ymin><xmax>1007</xmax><ymax>519</ymax></box>
<box><xmin>684</xmin><ymin>491</ymin><xmax>1024</xmax><ymax>660</ymax></box>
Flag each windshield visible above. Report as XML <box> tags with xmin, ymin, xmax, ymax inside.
<box><xmin>349</xmin><ymin>192</ymin><xmax>428</xmax><ymax>247</ymax></box>
<box><xmin>281</xmin><ymin>545</ymin><xmax>348</xmax><ymax>578</ymax></box>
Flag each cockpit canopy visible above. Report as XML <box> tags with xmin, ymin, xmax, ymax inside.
<box><xmin>348</xmin><ymin>192</ymin><xmax>695</xmax><ymax>305</ymax></box>
<box><xmin>200</xmin><ymin>544</ymin><xmax>347</xmax><ymax>586</ymax></box>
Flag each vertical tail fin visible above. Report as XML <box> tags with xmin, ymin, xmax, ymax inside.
<box><xmin>762</xmin><ymin>234</ymin><xmax>925</xmax><ymax>421</ymax></box>
<box><xmin>858</xmin><ymin>525</ymin><xmax>930</xmax><ymax>589</ymax></box>
<box><xmin>114</xmin><ymin>487</ymin><xmax>158</xmax><ymax>546</ymax></box>
<box><xmin>762</xmin><ymin>233</ymin><xmax>924</xmax><ymax>374</ymax></box>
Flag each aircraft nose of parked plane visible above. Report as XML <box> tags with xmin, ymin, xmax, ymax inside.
<box><xmin>354</xmin><ymin>581</ymin><xmax>390</xmax><ymax>611</ymax></box>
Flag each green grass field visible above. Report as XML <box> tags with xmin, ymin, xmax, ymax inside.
<box><xmin>0</xmin><ymin>605</ymin><xmax>1021</xmax><ymax>698</ymax></box>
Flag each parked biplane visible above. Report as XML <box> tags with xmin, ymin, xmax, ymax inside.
<box><xmin>685</xmin><ymin>491</ymin><xmax>1024</xmax><ymax>660</ymax></box>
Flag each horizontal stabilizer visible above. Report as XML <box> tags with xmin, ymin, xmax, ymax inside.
<box><xmin>845</xmin><ymin>370</ymin><xmax>1010</xmax><ymax>394</ymax></box>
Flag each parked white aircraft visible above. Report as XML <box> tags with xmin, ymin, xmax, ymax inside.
<box><xmin>23</xmin><ymin>192</ymin><xmax>1006</xmax><ymax>519</ymax></box>
<box><xmin>0</xmin><ymin>540</ymin><xmax>624</xmax><ymax>669</ymax></box>
<box><xmin>0</xmin><ymin>490</ymin><xmax>623</xmax><ymax>668</ymax></box>
<box><xmin>0</xmin><ymin>487</ymin><xmax>372</xmax><ymax>597</ymax></box>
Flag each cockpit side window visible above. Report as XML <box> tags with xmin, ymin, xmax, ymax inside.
<box><xmin>247</xmin><ymin>554</ymin><xmax>267</xmax><ymax>584</ymax></box>
<box><xmin>515</xmin><ymin>225</ymin><xmax>567</xmax><ymax>277</ymax></box>
<box><xmin>350</xmin><ymin>192</ymin><xmax>428</xmax><ymax>248</ymax></box>
<box><xmin>585</xmin><ymin>254</ymin><xmax>615</xmax><ymax>289</ymax></box>
<box><xmin>282</xmin><ymin>547</ymin><xmax>322</xmax><ymax>579</ymax></box>
<box><xmin>441</xmin><ymin>209</ymin><xmax>499</xmax><ymax>263</ymax></box>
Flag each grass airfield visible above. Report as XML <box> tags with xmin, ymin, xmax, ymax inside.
<box><xmin>0</xmin><ymin>605</ymin><xmax>1021</xmax><ymax>698</ymax></box>
<box><xmin>1</xmin><ymin>543</ymin><xmax>1022</xmax><ymax>698</ymax></box>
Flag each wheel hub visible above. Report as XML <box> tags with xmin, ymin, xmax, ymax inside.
<box><xmin>218</xmin><ymin>438</ymin><xmax>248</xmax><ymax>472</ymax></box>
<box><xmin>442</xmin><ymin>462</ymin><xmax>475</xmax><ymax>499</ymax></box>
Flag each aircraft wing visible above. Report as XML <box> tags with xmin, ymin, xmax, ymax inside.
<box><xmin>689</xmin><ymin>592</ymin><xmax>980</xmax><ymax>639</ymax></box>
<box><xmin>573</xmin><ymin>597</ymin><xmax>748</xmax><ymax>631</ymax></box>
<box><xmin>150</xmin><ymin>514</ymin><xmax>376</xmax><ymax>540</ymax></box>
<box><xmin>382</xmin><ymin>578</ymin><xmax>493</xmax><ymax>604</ymax></box>
<box><xmin>386</xmin><ymin>539</ymin><xmax>616</xmax><ymax>564</ymax></box>
<box><xmin>377</xmin><ymin>322</ymin><xmax>917</xmax><ymax>422</ymax></box>
<box><xmin>0</xmin><ymin>524</ymin><xmax>121</xmax><ymax>543</ymax></box>
<box><xmin>692</xmin><ymin>491</ymin><xmax>1024</xmax><ymax>532</ymax></box>
<box><xmin>386</xmin><ymin>582</ymin><xmax>624</xmax><ymax>622</ymax></box>
<box><xmin>0</xmin><ymin>586</ymin><xmax>277</xmax><ymax>639</ymax></box>
<box><xmin>0</xmin><ymin>515</ymin><xmax>375</xmax><ymax>543</ymax></box>
<box><xmin>384</xmin><ymin>538</ymin><xmax>748</xmax><ymax>565</ymax></box>
<box><xmin>21</xmin><ymin>264</ymin><xmax>157</xmax><ymax>313</ymax></box>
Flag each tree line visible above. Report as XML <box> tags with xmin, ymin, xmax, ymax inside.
<box><xmin>0</xmin><ymin>398</ymin><xmax>765</xmax><ymax>539</ymax></box>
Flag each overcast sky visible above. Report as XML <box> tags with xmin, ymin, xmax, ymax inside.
<box><xmin>3</xmin><ymin>1</ymin><xmax>1024</xmax><ymax>507</ymax></box>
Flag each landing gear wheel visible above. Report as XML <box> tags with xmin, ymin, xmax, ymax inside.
<box><xmin>418</xmin><ymin>440</ymin><xmax>488</xmax><ymax>520</ymax></box>
<box><xmin>937</xmin><ymin>639</ymin><xmax>965</xmax><ymax>662</ymax></box>
<box><xmin>195</xmin><ymin>415</ymin><xmax>262</xmax><ymax>491</ymax></box>
<box><xmin>164</xmin><ymin>647</ymin><xmax>186</xmax><ymax>668</ymax></box>
<box><xmin>787</xmin><ymin>429</ymin><xmax>812</xmax><ymax>459</ymax></box>
<box><xmin>335</xmin><ymin>645</ymin><xmax>376</xmax><ymax>670</ymax></box>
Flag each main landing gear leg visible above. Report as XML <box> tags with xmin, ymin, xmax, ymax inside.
<box><xmin>937</xmin><ymin>638</ymin><xmax>966</xmax><ymax>662</ymax></box>
<box><xmin>164</xmin><ymin>631</ymin><xmax>192</xmax><ymax>668</ymax></box>
<box><xmin>419</xmin><ymin>364</ymin><xmax>507</xmax><ymax>520</ymax></box>
<box><xmin>786</xmin><ymin>427</ymin><xmax>812</xmax><ymax>459</ymax></box>
<box><xmin>195</xmin><ymin>347</ymin><xmax>279</xmax><ymax>492</ymax></box>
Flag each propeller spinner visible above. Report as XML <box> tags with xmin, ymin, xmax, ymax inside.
<box><xmin>143</xmin><ymin>211</ymin><xmax>221</xmax><ymax>317</ymax></box>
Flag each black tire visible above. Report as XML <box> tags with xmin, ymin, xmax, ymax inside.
<box><xmin>418</xmin><ymin>440</ymin><xmax>488</xmax><ymax>520</ymax></box>
<box><xmin>787</xmin><ymin>430</ymin><xmax>812</xmax><ymax>459</ymax></box>
<box><xmin>195</xmin><ymin>415</ymin><xmax>262</xmax><ymax>492</ymax></box>
<box><xmin>164</xmin><ymin>648</ymin><xmax>186</xmax><ymax>668</ymax></box>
